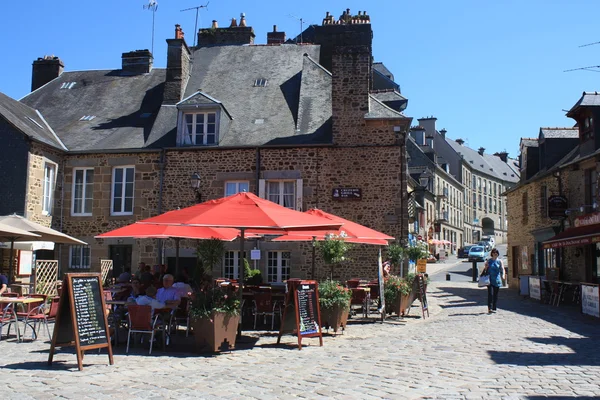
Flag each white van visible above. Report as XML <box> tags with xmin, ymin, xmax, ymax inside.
<box><xmin>481</xmin><ymin>235</ymin><xmax>495</xmax><ymax>248</ymax></box>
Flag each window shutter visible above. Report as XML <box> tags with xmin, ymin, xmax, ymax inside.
<box><xmin>258</xmin><ymin>179</ymin><xmax>265</xmax><ymax>199</ymax></box>
<box><xmin>295</xmin><ymin>179</ymin><xmax>303</xmax><ymax>211</ymax></box>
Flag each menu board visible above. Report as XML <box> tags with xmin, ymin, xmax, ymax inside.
<box><xmin>417</xmin><ymin>274</ymin><xmax>429</xmax><ymax>318</ymax></box>
<box><xmin>72</xmin><ymin>276</ymin><xmax>108</xmax><ymax>346</ymax></box>
<box><xmin>296</xmin><ymin>284</ymin><xmax>319</xmax><ymax>335</ymax></box>
<box><xmin>581</xmin><ymin>284</ymin><xmax>600</xmax><ymax>318</ymax></box>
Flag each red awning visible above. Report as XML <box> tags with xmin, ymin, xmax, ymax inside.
<box><xmin>543</xmin><ymin>224</ymin><xmax>600</xmax><ymax>249</ymax></box>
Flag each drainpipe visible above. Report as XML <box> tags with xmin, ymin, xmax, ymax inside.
<box><xmin>157</xmin><ymin>149</ymin><xmax>166</xmax><ymax>264</ymax></box>
<box><xmin>255</xmin><ymin>147</ymin><xmax>261</xmax><ymax>195</ymax></box>
<box><xmin>58</xmin><ymin>157</ymin><xmax>66</xmax><ymax>279</ymax></box>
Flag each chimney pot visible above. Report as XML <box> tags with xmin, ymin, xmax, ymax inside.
<box><xmin>239</xmin><ymin>13</ymin><xmax>247</xmax><ymax>27</ymax></box>
<box><xmin>230</xmin><ymin>17</ymin><xmax>237</xmax><ymax>27</ymax></box>
<box><xmin>273</xmin><ymin>25</ymin><xmax>277</xmax><ymax>32</ymax></box>
<box><xmin>478</xmin><ymin>147</ymin><xmax>486</xmax><ymax>156</ymax></box>
<box><xmin>175</xmin><ymin>24</ymin><xmax>185</xmax><ymax>39</ymax></box>
<box><xmin>212</xmin><ymin>20</ymin><xmax>218</xmax><ymax>29</ymax></box>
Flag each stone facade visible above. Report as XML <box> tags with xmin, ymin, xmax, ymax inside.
<box><xmin>26</xmin><ymin>142</ymin><xmax>64</xmax><ymax>227</ymax></box>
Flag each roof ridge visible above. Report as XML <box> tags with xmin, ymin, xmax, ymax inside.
<box><xmin>303</xmin><ymin>53</ymin><xmax>331</xmax><ymax>76</ymax></box>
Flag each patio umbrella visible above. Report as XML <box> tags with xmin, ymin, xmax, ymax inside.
<box><xmin>0</xmin><ymin>214</ymin><xmax>86</xmax><ymax>283</ymax></box>
<box><xmin>137</xmin><ymin>192</ymin><xmax>343</xmax><ymax>307</ymax></box>
<box><xmin>95</xmin><ymin>223</ymin><xmax>258</xmax><ymax>275</ymax></box>
<box><xmin>270</xmin><ymin>209</ymin><xmax>394</xmax><ymax>279</ymax></box>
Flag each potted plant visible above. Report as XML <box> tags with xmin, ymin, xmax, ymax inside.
<box><xmin>318</xmin><ymin>232</ymin><xmax>352</xmax><ymax>279</ymax></box>
<box><xmin>190</xmin><ymin>284</ymin><xmax>241</xmax><ymax>352</ymax></box>
<box><xmin>318</xmin><ymin>279</ymin><xmax>352</xmax><ymax>334</ymax></box>
<box><xmin>195</xmin><ymin>238</ymin><xmax>226</xmax><ymax>286</ymax></box>
<box><xmin>244</xmin><ymin>259</ymin><xmax>263</xmax><ymax>286</ymax></box>
<box><xmin>405</xmin><ymin>243</ymin><xmax>428</xmax><ymax>275</ymax></box>
<box><xmin>383</xmin><ymin>274</ymin><xmax>412</xmax><ymax>316</ymax></box>
<box><xmin>386</xmin><ymin>243</ymin><xmax>406</xmax><ymax>276</ymax></box>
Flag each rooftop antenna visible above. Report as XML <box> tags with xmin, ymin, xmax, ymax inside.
<box><xmin>579</xmin><ymin>40</ymin><xmax>600</xmax><ymax>48</ymax></box>
<box><xmin>143</xmin><ymin>0</ymin><xmax>159</xmax><ymax>54</ymax></box>
<box><xmin>288</xmin><ymin>14</ymin><xmax>306</xmax><ymax>44</ymax></box>
<box><xmin>564</xmin><ymin>65</ymin><xmax>600</xmax><ymax>73</ymax></box>
<box><xmin>181</xmin><ymin>3</ymin><xmax>209</xmax><ymax>47</ymax></box>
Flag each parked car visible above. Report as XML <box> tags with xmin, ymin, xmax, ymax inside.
<box><xmin>458</xmin><ymin>245</ymin><xmax>474</xmax><ymax>258</ymax></box>
<box><xmin>468</xmin><ymin>245</ymin><xmax>488</xmax><ymax>262</ymax></box>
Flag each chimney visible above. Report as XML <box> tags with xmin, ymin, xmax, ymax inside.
<box><xmin>410</xmin><ymin>125</ymin><xmax>426</xmax><ymax>146</ymax></box>
<box><xmin>165</xmin><ymin>24</ymin><xmax>191</xmax><ymax>104</ymax></box>
<box><xmin>417</xmin><ymin>117</ymin><xmax>437</xmax><ymax>138</ymax></box>
<box><xmin>494</xmin><ymin>151</ymin><xmax>509</xmax><ymax>163</ymax></box>
<box><xmin>267</xmin><ymin>25</ymin><xmax>286</xmax><ymax>45</ymax></box>
<box><xmin>456</xmin><ymin>138</ymin><xmax>464</xmax><ymax>145</ymax></box>
<box><xmin>212</xmin><ymin>20</ymin><xmax>219</xmax><ymax>29</ymax></box>
<box><xmin>440</xmin><ymin>128</ymin><xmax>447</xmax><ymax>138</ymax></box>
<box><xmin>478</xmin><ymin>147</ymin><xmax>485</xmax><ymax>156</ymax></box>
<box><xmin>198</xmin><ymin>13</ymin><xmax>255</xmax><ymax>47</ymax></box>
<box><xmin>31</xmin><ymin>56</ymin><xmax>64</xmax><ymax>92</ymax></box>
<box><xmin>121</xmin><ymin>49</ymin><xmax>153</xmax><ymax>74</ymax></box>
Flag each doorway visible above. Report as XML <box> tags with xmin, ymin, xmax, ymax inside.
<box><xmin>109</xmin><ymin>245</ymin><xmax>132</xmax><ymax>279</ymax></box>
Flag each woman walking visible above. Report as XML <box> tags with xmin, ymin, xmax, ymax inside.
<box><xmin>482</xmin><ymin>248</ymin><xmax>506</xmax><ymax>314</ymax></box>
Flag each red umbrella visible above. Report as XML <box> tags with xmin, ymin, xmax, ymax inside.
<box><xmin>136</xmin><ymin>192</ymin><xmax>343</xmax><ymax>305</ymax></box>
<box><xmin>270</xmin><ymin>209</ymin><xmax>394</xmax><ymax>278</ymax></box>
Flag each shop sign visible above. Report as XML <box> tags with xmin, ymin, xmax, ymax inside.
<box><xmin>581</xmin><ymin>284</ymin><xmax>600</xmax><ymax>318</ymax></box>
<box><xmin>416</xmin><ymin>259</ymin><xmax>427</xmax><ymax>273</ymax></box>
<box><xmin>574</xmin><ymin>212</ymin><xmax>600</xmax><ymax>228</ymax></box>
<box><xmin>529</xmin><ymin>277</ymin><xmax>541</xmax><ymax>300</ymax></box>
<box><xmin>547</xmin><ymin>195</ymin><xmax>568</xmax><ymax>219</ymax></box>
<box><xmin>332</xmin><ymin>188</ymin><xmax>362</xmax><ymax>200</ymax></box>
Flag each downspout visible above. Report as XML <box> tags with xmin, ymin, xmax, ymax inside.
<box><xmin>58</xmin><ymin>157</ymin><xmax>66</xmax><ymax>279</ymax></box>
<box><xmin>157</xmin><ymin>149</ymin><xmax>166</xmax><ymax>264</ymax></box>
<box><xmin>255</xmin><ymin>147</ymin><xmax>261</xmax><ymax>195</ymax></box>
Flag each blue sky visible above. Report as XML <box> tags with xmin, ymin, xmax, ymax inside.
<box><xmin>1</xmin><ymin>0</ymin><xmax>599</xmax><ymax>158</ymax></box>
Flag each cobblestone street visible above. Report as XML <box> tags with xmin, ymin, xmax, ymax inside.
<box><xmin>2</xmin><ymin>264</ymin><xmax>599</xmax><ymax>399</ymax></box>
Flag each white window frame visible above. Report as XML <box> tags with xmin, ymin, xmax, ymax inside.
<box><xmin>258</xmin><ymin>179</ymin><xmax>303</xmax><ymax>211</ymax></box>
<box><xmin>223</xmin><ymin>251</ymin><xmax>246</xmax><ymax>280</ymax></box>
<box><xmin>224</xmin><ymin>181</ymin><xmax>250</xmax><ymax>197</ymax></box>
<box><xmin>266</xmin><ymin>250</ymin><xmax>291</xmax><ymax>283</ymax></box>
<box><xmin>111</xmin><ymin>166</ymin><xmax>135</xmax><ymax>216</ymax></box>
<box><xmin>42</xmin><ymin>162</ymin><xmax>57</xmax><ymax>215</ymax></box>
<box><xmin>180</xmin><ymin>111</ymin><xmax>218</xmax><ymax>146</ymax></box>
<box><xmin>71</xmin><ymin>168</ymin><xmax>94</xmax><ymax>216</ymax></box>
<box><xmin>70</xmin><ymin>245</ymin><xmax>91</xmax><ymax>269</ymax></box>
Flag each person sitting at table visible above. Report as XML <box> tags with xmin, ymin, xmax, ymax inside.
<box><xmin>173</xmin><ymin>274</ymin><xmax>193</xmax><ymax>298</ymax></box>
<box><xmin>134</xmin><ymin>262</ymin><xmax>146</xmax><ymax>280</ymax></box>
<box><xmin>135</xmin><ymin>285</ymin><xmax>166</xmax><ymax>313</ymax></box>
<box><xmin>156</xmin><ymin>274</ymin><xmax>181</xmax><ymax>308</ymax></box>
<box><xmin>126</xmin><ymin>278</ymin><xmax>144</xmax><ymax>302</ymax></box>
<box><xmin>0</xmin><ymin>273</ymin><xmax>8</xmax><ymax>295</ymax></box>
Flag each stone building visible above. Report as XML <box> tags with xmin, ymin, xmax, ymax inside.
<box><xmin>0</xmin><ymin>10</ymin><xmax>412</xmax><ymax>282</ymax></box>
<box><xmin>507</xmin><ymin>93</ymin><xmax>600</xmax><ymax>287</ymax></box>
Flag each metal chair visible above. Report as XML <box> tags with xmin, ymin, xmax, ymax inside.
<box><xmin>173</xmin><ymin>297</ymin><xmax>191</xmax><ymax>336</ymax></box>
<box><xmin>126</xmin><ymin>305</ymin><xmax>163</xmax><ymax>355</ymax></box>
<box><xmin>350</xmin><ymin>288</ymin><xmax>370</xmax><ymax>317</ymax></box>
<box><xmin>252</xmin><ymin>291</ymin><xmax>281</xmax><ymax>330</ymax></box>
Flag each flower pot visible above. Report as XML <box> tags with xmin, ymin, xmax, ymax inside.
<box><xmin>320</xmin><ymin>302</ymin><xmax>350</xmax><ymax>334</ymax></box>
<box><xmin>387</xmin><ymin>292</ymin><xmax>416</xmax><ymax>316</ymax></box>
<box><xmin>191</xmin><ymin>312</ymin><xmax>240</xmax><ymax>353</ymax></box>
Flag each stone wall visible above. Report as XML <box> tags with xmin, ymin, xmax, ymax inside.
<box><xmin>26</xmin><ymin>142</ymin><xmax>64</xmax><ymax>227</ymax></box>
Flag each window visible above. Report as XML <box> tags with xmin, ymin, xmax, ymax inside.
<box><xmin>494</xmin><ymin>199</ymin><xmax>497</xmax><ymax>214</ymax></box>
<box><xmin>483</xmin><ymin>180</ymin><xmax>487</xmax><ymax>194</ymax></box>
<box><xmin>478</xmin><ymin>194</ymin><xmax>482</xmax><ymax>210</ymax></box>
<box><xmin>477</xmin><ymin>177</ymin><xmax>481</xmax><ymax>192</ymax></box>
<box><xmin>494</xmin><ymin>183</ymin><xmax>497</xmax><ymax>197</ymax></box>
<box><xmin>72</xmin><ymin>168</ymin><xmax>94</xmax><ymax>216</ymax></box>
<box><xmin>182</xmin><ymin>112</ymin><xmax>217</xmax><ymax>145</ymax></box>
<box><xmin>225</xmin><ymin>181</ymin><xmax>249</xmax><ymax>197</ymax></box>
<box><xmin>70</xmin><ymin>245</ymin><xmax>90</xmax><ymax>269</ymax></box>
<box><xmin>223</xmin><ymin>251</ymin><xmax>246</xmax><ymax>279</ymax></box>
<box><xmin>254</xmin><ymin>78</ymin><xmax>268</xmax><ymax>87</ymax></box>
<box><xmin>267</xmin><ymin>181</ymin><xmax>295</xmax><ymax>209</ymax></box>
<box><xmin>267</xmin><ymin>251</ymin><xmax>291</xmax><ymax>283</ymax></box>
<box><xmin>43</xmin><ymin>163</ymin><xmax>56</xmax><ymax>215</ymax></box>
<box><xmin>472</xmin><ymin>193</ymin><xmax>477</xmax><ymax>209</ymax></box>
<box><xmin>111</xmin><ymin>166</ymin><xmax>134</xmax><ymax>215</ymax></box>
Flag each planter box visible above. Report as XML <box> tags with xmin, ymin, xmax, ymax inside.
<box><xmin>320</xmin><ymin>301</ymin><xmax>350</xmax><ymax>334</ymax></box>
<box><xmin>192</xmin><ymin>312</ymin><xmax>240</xmax><ymax>353</ymax></box>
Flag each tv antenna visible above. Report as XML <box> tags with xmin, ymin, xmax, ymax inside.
<box><xmin>564</xmin><ymin>65</ymin><xmax>600</xmax><ymax>73</ymax></box>
<box><xmin>288</xmin><ymin>14</ymin><xmax>307</xmax><ymax>44</ymax></box>
<box><xmin>143</xmin><ymin>0</ymin><xmax>159</xmax><ymax>54</ymax></box>
<box><xmin>181</xmin><ymin>3</ymin><xmax>209</xmax><ymax>47</ymax></box>
<box><xmin>579</xmin><ymin>40</ymin><xmax>600</xmax><ymax>48</ymax></box>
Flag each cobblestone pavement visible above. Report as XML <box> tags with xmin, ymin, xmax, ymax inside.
<box><xmin>1</xmin><ymin>270</ymin><xmax>599</xmax><ymax>399</ymax></box>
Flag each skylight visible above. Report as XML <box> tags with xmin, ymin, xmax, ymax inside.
<box><xmin>79</xmin><ymin>115</ymin><xmax>96</xmax><ymax>121</ymax></box>
<box><xmin>27</xmin><ymin>117</ymin><xmax>44</xmax><ymax>129</ymax></box>
<box><xmin>254</xmin><ymin>78</ymin><xmax>268</xmax><ymax>87</ymax></box>
<box><xmin>60</xmin><ymin>82</ymin><xmax>76</xmax><ymax>89</ymax></box>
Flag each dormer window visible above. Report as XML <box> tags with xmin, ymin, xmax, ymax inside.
<box><xmin>182</xmin><ymin>111</ymin><xmax>217</xmax><ymax>145</ymax></box>
<box><xmin>582</xmin><ymin>115</ymin><xmax>594</xmax><ymax>141</ymax></box>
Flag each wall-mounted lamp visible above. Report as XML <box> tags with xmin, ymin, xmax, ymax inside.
<box><xmin>190</xmin><ymin>172</ymin><xmax>202</xmax><ymax>203</ymax></box>
<box><xmin>579</xmin><ymin>202</ymin><xmax>598</xmax><ymax>213</ymax></box>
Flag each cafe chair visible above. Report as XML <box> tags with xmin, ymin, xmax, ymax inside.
<box><xmin>346</xmin><ymin>279</ymin><xmax>361</xmax><ymax>289</ymax></box>
<box><xmin>0</xmin><ymin>303</ymin><xmax>17</xmax><ymax>341</ymax></box>
<box><xmin>173</xmin><ymin>297</ymin><xmax>191</xmax><ymax>337</ymax></box>
<box><xmin>252</xmin><ymin>292</ymin><xmax>281</xmax><ymax>330</ymax></box>
<box><xmin>350</xmin><ymin>288</ymin><xmax>370</xmax><ymax>318</ymax></box>
<box><xmin>126</xmin><ymin>305</ymin><xmax>163</xmax><ymax>355</ymax></box>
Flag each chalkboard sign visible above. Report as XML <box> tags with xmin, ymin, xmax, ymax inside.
<box><xmin>48</xmin><ymin>273</ymin><xmax>113</xmax><ymax>371</ymax></box>
<box><xmin>277</xmin><ymin>280</ymin><xmax>323</xmax><ymax>350</ymax></box>
<box><xmin>417</xmin><ymin>274</ymin><xmax>429</xmax><ymax>319</ymax></box>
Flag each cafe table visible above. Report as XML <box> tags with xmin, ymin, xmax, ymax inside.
<box><xmin>0</xmin><ymin>297</ymin><xmax>44</xmax><ymax>342</ymax></box>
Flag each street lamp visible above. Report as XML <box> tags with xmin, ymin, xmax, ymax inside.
<box><xmin>190</xmin><ymin>172</ymin><xmax>201</xmax><ymax>203</ymax></box>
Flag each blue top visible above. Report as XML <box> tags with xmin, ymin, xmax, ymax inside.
<box><xmin>487</xmin><ymin>258</ymin><xmax>503</xmax><ymax>287</ymax></box>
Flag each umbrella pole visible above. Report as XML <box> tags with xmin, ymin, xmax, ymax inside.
<box><xmin>238</xmin><ymin>228</ymin><xmax>245</xmax><ymax>336</ymax></box>
<box><xmin>8</xmin><ymin>240</ymin><xmax>15</xmax><ymax>284</ymax></box>
<box><xmin>311</xmin><ymin>236</ymin><xmax>316</xmax><ymax>280</ymax></box>
<box><xmin>175</xmin><ymin>238</ymin><xmax>180</xmax><ymax>277</ymax></box>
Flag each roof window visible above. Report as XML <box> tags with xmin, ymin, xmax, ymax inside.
<box><xmin>79</xmin><ymin>115</ymin><xmax>96</xmax><ymax>121</ymax></box>
<box><xmin>60</xmin><ymin>82</ymin><xmax>76</xmax><ymax>89</ymax></box>
<box><xmin>254</xmin><ymin>78</ymin><xmax>268</xmax><ymax>87</ymax></box>
<box><xmin>140</xmin><ymin>113</ymin><xmax>152</xmax><ymax>118</ymax></box>
<box><xmin>27</xmin><ymin>117</ymin><xmax>44</xmax><ymax>129</ymax></box>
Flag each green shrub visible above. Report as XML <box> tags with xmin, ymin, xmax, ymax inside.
<box><xmin>190</xmin><ymin>285</ymin><xmax>240</xmax><ymax>319</ymax></box>
<box><xmin>318</xmin><ymin>280</ymin><xmax>352</xmax><ymax>311</ymax></box>
<box><xmin>384</xmin><ymin>274</ymin><xmax>411</xmax><ymax>305</ymax></box>
<box><xmin>244</xmin><ymin>259</ymin><xmax>263</xmax><ymax>285</ymax></box>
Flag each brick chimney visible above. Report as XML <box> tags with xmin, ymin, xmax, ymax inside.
<box><xmin>197</xmin><ymin>13</ymin><xmax>255</xmax><ymax>47</ymax></box>
<box><xmin>267</xmin><ymin>25</ymin><xmax>286</xmax><ymax>45</ymax></box>
<box><xmin>440</xmin><ymin>128</ymin><xmax>447</xmax><ymax>138</ymax></box>
<box><xmin>164</xmin><ymin>24</ymin><xmax>191</xmax><ymax>104</ymax></box>
<box><xmin>121</xmin><ymin>49</ymin><xmax>153</xmax><ymax>74</ymax></box>
<box><xmin>456</xmin><ymin>138</ymin><xmax>464</xmax><ymax>145</ymax></box>
<box><xmin>478</xmin><ymin>147</ymin><xmax>485</xmax><ymax>156</ymax></box>
<box><xmin>494</xmin><ymin>151</ymin><xmax>509</xmax><ymax>162</ymax></box>
<box><xmin>417</xmin><ymin>117</ymin><xmax>437</xmax><ymax>138</ymax></box>
<box><xmin>31</xmin><ymin>56</ymin><xmax>64</xmax><ymax>92</ymax></box>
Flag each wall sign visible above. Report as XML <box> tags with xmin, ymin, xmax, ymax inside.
<box><xmin>250</xmin><ymin>249</ymin><xmax>261</xmax><ymax>260</ymax></box>
<box><xmin>547</xmin><ymin>195</ymin><xmax>568</xmax><ymax>219</ymax></box>
<box><xmin>574</xmin><ymin>212</ymin><xmax>600</xmax><ymax>228</ymax></box>
<box><xmin>332</xmin><ymin>188</ymin><xmax>362</xmax><ymax>200</ymax></box>
<box><xmin>581</xmin><ymin>284</ymin><xmax>600</xmax><ymax>318</ymax></box>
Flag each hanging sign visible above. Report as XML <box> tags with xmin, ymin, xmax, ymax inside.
<box><xmin>547</xmin><ymin>195</ymin><xmax>568</xmax><ymax>219</ymax></box>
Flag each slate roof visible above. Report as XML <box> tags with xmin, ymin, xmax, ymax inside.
<box><xmin>520</xmin><ymin>138</ymin><xmax>538</xmax><ymax>147</ymax></box>
<box><xmin>0</xmin><ymin>92</ymin><xmax>66</xmax><ymax>150</ymax></box>
<box><xmin>373</xmin><ymin>62</ymin><xmax>394</xmax><ymax>80</ymax></box>
<box><xmin>20</xmin><ymin>69</ymin><xmax>166</xmax><ymax>151</ymax></box>
<box><xmin>365</xmin><ymin>95</ymin><xmax>409</xmax><ymax>120</ymax></box>
<box><xmin>539</xmin><ymin>127</ymin><xmax>578</xmax><ymax>139</ymax></box>
<box><xmin>567</xmin><ymin>91</ymin><xmax>600</xmax><ymax>117</ymax></box>
<box><xmin>447</xmin><ymin>138</ymin><xmax>519</xmax><ymax>183</ymax></box>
